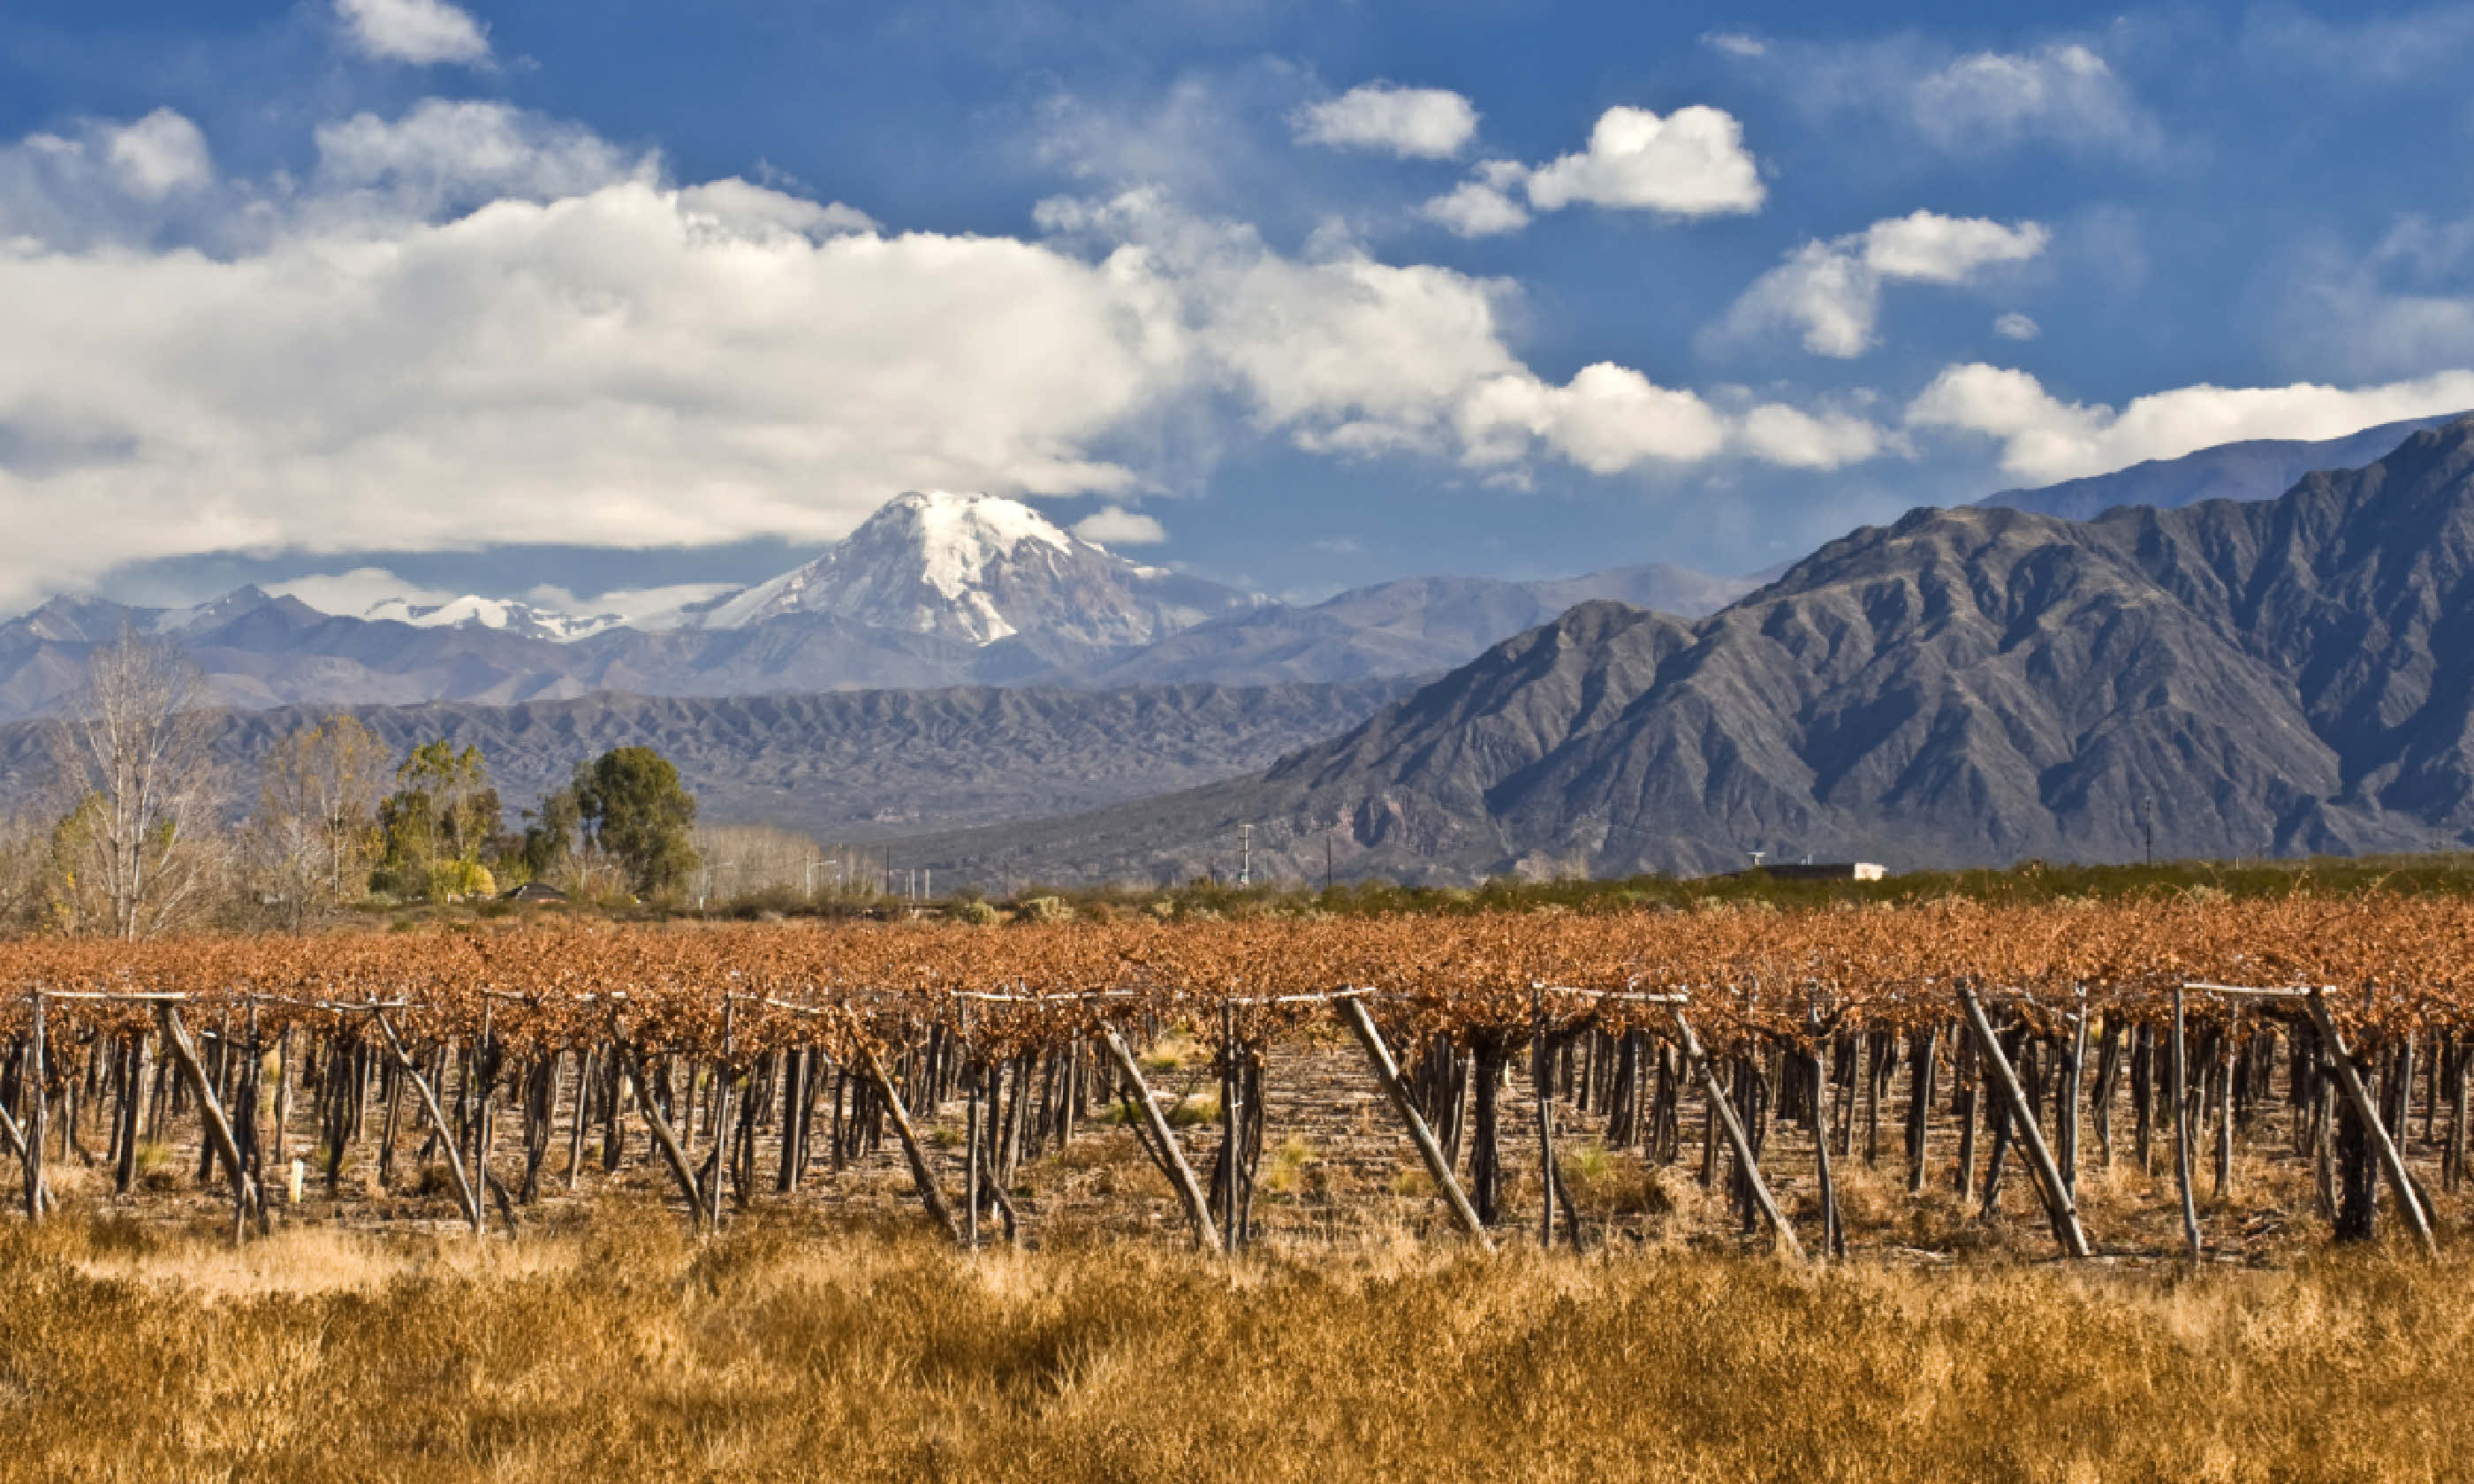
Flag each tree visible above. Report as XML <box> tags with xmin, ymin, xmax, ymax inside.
<box><xmin>377</xmin><ymin>739</ymin><xmax>500</xmax><ymax>899</ymax></box>
<box><xmin>250</xmin><ymin>716</ymin><xmax>389</xmax><ymax>931</ymax></box>
<box><xmin>49</xmin><ymin>629</ymin><xmax>223</xmax><ymax>939</ymax></box>
<box><xmin>574</xmin><ymin>746</ymin><xmax>699</xmax><ymax>897</ymax></box>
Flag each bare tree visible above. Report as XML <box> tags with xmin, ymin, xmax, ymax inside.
<box><xmin>49</xmin><ymin>629</ymin><xmax>223</xmax><ymax>939</ymax></box>
<box><xmin>251</xmin><ymin>716</ymin><xmax>389</xmax><ymax>932</ymax></box>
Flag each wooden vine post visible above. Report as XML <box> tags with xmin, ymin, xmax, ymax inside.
<box><xmin>614</xmin><ymin>1041</ymin><xmax>708</xmax><ymax>1230</ymax></box>
<box><xmin>1955</xmin><ymin>988</ymin><xmax>2091</xmax><ymax>1261</ymax></box>
<box><xmin>21</xmin><ymin>990</ymin><xmax>42</xmax><ymax>1222</ymax></box>
<box><xmin>1532</xmin><ymin>988</ymin><xmax>1557</xmax><ymax>1250</ymax></box>
<box><xmin>1669</xmin><ymin>1006</ymin><xmax>1803</xmax><ymax>1261</ymax></box>
<box><xmin>2305</xmin><ymin>988</ymin><xmax>2436</xmax><ymax>1255</ymax></box>
<box><xmin>2169</xmin><ymin>988</ymin><xmax>2203</xmax><ymax>1261</ymax></box>
<box><xmin>371</xmin><ymin>1009</ymin><xmax>483</xmax><ymax>1235</ymax></box>
<box><xmin>1338</xmin><ymin>994</ymin><xmax>1490</xmax><ymax>1247</ymax></box>
<box><xmin>1098</xmin><ymin>1026</ymin><xmax>1220</xmax><ymax>1254</ymax></box>
<box><xmin>852</xmin><ymin>1026</ymin><xmax>963</xmax><ymax>1246</ymax></box>
<box><xmin>157</xmin><ymin>1003</ymin><xmax>263</xmax><ymax>1243</ymax></box>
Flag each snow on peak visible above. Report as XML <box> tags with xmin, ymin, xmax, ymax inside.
<box><xmin>873</xmin><ymin>490</ymin><xmax>1076</xmax><ymax>602</ymax></box>
<box><xmin>363</xmin><ymin>594</ymin><xmax>621</xmax><ymax>641</ymax></box>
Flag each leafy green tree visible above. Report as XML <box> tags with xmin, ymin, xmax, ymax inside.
<box><xmin>573</xmin><ymin>746</ymin><xmax>699</xmax><ymax>897</ymax></box>
<box><xmin>376</xmin><ymin>740</ymin><xmax>499</xmax><ymax>898</ymax></box>
<box><xmin>514</xmin><ymin>784</ymin><xmax>582</xmax><ymax>884</ymax></box>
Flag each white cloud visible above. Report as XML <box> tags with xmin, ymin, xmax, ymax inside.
<box><xmin>0</xmin><ymin>104</ymin><xmax>1884</xmax><ymax>610</ymax></box>
<box><xmin>334</xmin><ymin>0</ymin><xmax>492</xmax><ymax>66</ymax></box>
<box><xmin>104</xmin><ymin>110</ymin><xmax>213</xmax><ymax>199</ymax></box>
<box><xmin>1860</xmin><ymin>211</ymin><xmax>2048</xmax><ymax>283</ymax></box>
<box><xmin>1458</xmin><ymin>364</ymin><xmax>1729</xmax><ymax>473</ymax></box>
<box><xmin>1522</xmin><ymin>105</ymin><xmax>1763</xmax><ymax>217</ymax></box>
<box><xmin>1908</xmin><ymin>43</ymin><xmax>2157</xmax><ymax>156</ymax></box>
<box><xmin>269</xmin><ymin>567</ymin><xmax>458</xmax><ymax>617</ymax></box>
<box><xmin>1732</xmin><ymin>405</ymin><xmax>1887</xmax><ymax>468</ymax></box>
<box><xmin>1994</xmin><ymin>312</ymin><xmax>2040</xmax><ymax>341</ymax></box>
<box><xmin>1294</xmin><ymin>83</ymin><xmax>1479</xmax><ymax>160</ymax></box>
<box><xmin>313</xmin><ymin>101</ymin><xmax>647</xmax><ymax>215</ymax></box>
<box><xmin>1754</xmin><ymin>36</ymin><xmax>2162</xmax><ymax>163</ymax></box>
<box><xmin>1719</xmin><ymin>211</ymin><xmax>2048</xmax><ymax>357</ymax></box>
<box><xmin>1420</xmin><ymin>178</ymin><xmax>1528</xmax><ymax>237</ymax></box>
<box><xmin>1072</xmin><ymin>506</ymin><xmax>1168</xmax><ymax>545</ymax></box>
<box><xmin>1906</xmin><ymin>363</ymin><xmax>2474</xmax><ymax>482</ymax></box>
<box><xmin>0</xmin><ymin>110</ymin><xmax>225</xmax><ymax>250</ymax></box>
<box><xmin>1701</xmin><ymin>32</ymin><xmax>1769</xmax><ymax>58</ymax></box>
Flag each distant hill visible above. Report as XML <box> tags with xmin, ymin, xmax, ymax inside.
<box><xmin>1976</xmin><ymin>413</ymin><xmax>2461</xmax><ymax>520</ymax></box>
<box><xmin>893</xmin><ymin>414</ymin><xmax>2474</xmax><ymax>885</ymax></box>
<box><xmin>0</xmin><ymin>678</ymin><xmax>1417</xmax><ymax>844</ymax></box>
<box><xmin>1077</xmin><ymin>562</ymin><xmax>1753</xmax><ymax>685</ymax></box>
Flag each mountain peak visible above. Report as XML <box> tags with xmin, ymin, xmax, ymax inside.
<box><xmin>860</xmin><ymin>490</ymin><xmax>1077</xmax><ymax>604</ymax></box>
<box><xmin>702</xmin><ymin>489</ymin><xmax>1248</xmax><ymax>647</ymax></box>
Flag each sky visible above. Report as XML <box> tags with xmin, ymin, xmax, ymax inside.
<box><xmin>5</xmin><ymin>0</ymin><xmax>2474</xmax><ymax>614</ymax></box>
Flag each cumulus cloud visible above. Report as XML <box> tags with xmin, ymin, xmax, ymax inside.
<box><xmin>0</xmin><ymin>103</ymin><xmax>1883</xmax><ymax>608</ymax></box>
<box><xmin>103</xmin><ymin>110</ymin><xmax>213</xmax><ymax>199</ymax></box>
<box><xmin>1294</xmin><ymin>83</ymin><xmax>1478</xmax><ymax>160</ymax></box>
<box><xmin>1041</xmin><ymin>193</ymin><xmax>1875</xmax><ymax>476</ymax></box>
<box><xmin>1906</xmin><ymin>362</ymin><xmax>2474</xmax><ymax>482</ymax></box>
<box><xmin>1521</xmin><ymin>105</ymin><xmax>1763</xmax><ymax>217</ymax></box>
<box><xmin>334</xmin><ymin>0</ymin><xmax>492</xmax><ymax>65</ymax></box>
<box><xmin>312</xmin><ymin>101</ymin><xmax>648</xmax><ymax>214</ymax></box>
<box><xmin>1993</xmin><ymin>312</ymin><xmax>2041</xmax><ymax>341</ymax></box>
<box><xmin>0</xmin><ymin>110</ymin><xmax>227</xmax><ymax>250</ymax></box>
<box><xmin>1419</xmin><ymin>176</ymin><xmax>1529</xmax><ymax>238</ymax></box>
<box><xmin>1719</xmin><ymin>211</ymin><xmax>2048</xmax><ymax>357</ymax></box>
<box><xmin>1072</xmin><ymin>506</ymin><xmax>1168</xmax><ymax>545</ymax></box>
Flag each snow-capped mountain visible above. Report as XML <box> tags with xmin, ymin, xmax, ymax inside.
<box><xmin>694</xmin><ymin>491</ymin><xmax>1256</xmax><ymax>646</ymax></box>
<box><xmin>0</xmin><ymin>486</ymin><xmax>1750</xmax><ymax>722</ymax></box>
<box><xmin>356</xmin><ymin>594</ymin><xmax>629</xmax><ymax>643</ymax></box>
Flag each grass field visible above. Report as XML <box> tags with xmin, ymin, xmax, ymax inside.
<box><xmin>3</xmin><ymin>1211</ymin><xmax>2464</xmax><ymax>1482</ymax></box>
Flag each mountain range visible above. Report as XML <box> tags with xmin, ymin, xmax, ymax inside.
<box><xmin>889</xmin><ymin>413</ymin><xmax>2474</xmax><ymax>885</ymax></box>
<box><xmin>1</xmin><ymin>492</ymin><xmax>1755</xmax><ymax>725</ymax></box>
<box><xmin>0</xmin><ymin>678</ymin><xmax>1417</xmax><ymax>844</ymax></box>
<box><xmin>15</xmin><ymin>418</ymin><xmax>2447</xmax><ymax>731</ymax></box>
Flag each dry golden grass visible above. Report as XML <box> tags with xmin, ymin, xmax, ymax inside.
<box><xmin>2</xmin><ymin>1212</ymin><xmax>2467</xmax><ymax>1482</ymax></box>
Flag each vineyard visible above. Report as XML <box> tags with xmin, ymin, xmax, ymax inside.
<box><xmin>4</xmin><ymin>890</ymin><xmax>2470</xmax><ymax>1261</ymax></box>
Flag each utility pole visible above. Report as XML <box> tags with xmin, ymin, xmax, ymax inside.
<box><xmin>1239</xmin><ymin>824</ymin><xmax>1252</xmax><ymax>889</ymax></box>
<box><xmin>1324</xmin><ymin>834</ymin><xmax>1333</xmax><ymax>895</ymax></box>
<box><xmin>2144</xmin><ymin>797</ymin><xmax>2154</xmax><ymax>866</ymax></box>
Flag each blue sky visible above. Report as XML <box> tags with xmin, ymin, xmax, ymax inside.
<box><xmin>4</xmin><ymin>0</ymin><xmax>2474</xmax><ymax>614</ymax></box>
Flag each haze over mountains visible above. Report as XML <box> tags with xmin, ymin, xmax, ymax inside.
<box><xmin>1</xmin><ymin>491</ymin><xmax>1754</xmax><ymax>725</ymax></box>
<box><xmin>894</xmin><ymin>415</ymin><xmax>2474</xmax><ymax>884</ymax></box>
<box><xmin>1975</xmin><ymin>414</ymin><xmax>2463</xmax><ymax>521</ymax></box>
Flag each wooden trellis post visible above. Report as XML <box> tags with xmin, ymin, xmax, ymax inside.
<box><xmin>855</xmin><ymin>1034</ymin><xmax>963</xmax><ymax>1246</ymax></box>
<box><xmin>1099</xmin><ymin>1026</ymin><xmax>1221</xmax><ymax>1254</ymax></box>
<box><xmin>2170</xmin><ymin>988</ymin><xmax>2202</xmax><ymax>1261</ymax></box>
<box><xmin>1337</xmin><ymin>995</ymin><xmax>1490</xmax><ymax>1247</ymax></box>
<box><xmin>372</xmin><ymin>1010</ymin><xmax>483</xmax><ymax>1235</ymax></box>
<box><xmin>158</xmin><ymin>1003</ymin><xmax>263</xmax><ymax>1243</ymax></box>
<box><xmin>1669</xmin><ymin>1007</ymin><xmax>1802</xmax><ymax>1261</ymax></box>
<box><xmin>2306</xmin><ymin>988</ymin><xmax>2435</xmax><ymax>1256</ymax></box>
<box><xmin>1956</xmin><ymin>988</ymin><xmax>2091</xmax><ymax>1261</ymax></box>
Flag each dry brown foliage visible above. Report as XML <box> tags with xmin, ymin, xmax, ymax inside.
<box><xmin>0</xmin><ymin>1214</ymin><xmax>2464</xmax><ymax>1482</ymax></box>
